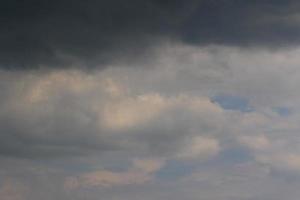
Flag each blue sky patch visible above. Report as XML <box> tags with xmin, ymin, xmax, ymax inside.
<box><xmin>156</xmin><ymin>160</ymin><xmax>197</xmax><ymax>180</ymax></box>
<box><xmin>273</xmin><ymin>107</ymin><xmax>292</xmax><ymax>117</ymax></box>
<box><xmin>211</xmin><ymin>94</ymin><xmax>253</xmax><ymax>112</ymax></box>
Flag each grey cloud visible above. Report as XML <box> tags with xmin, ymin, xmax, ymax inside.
<box><xmin>2</xmin><ymin>0</ymin><xmax>300</xmax><ymax>69</ymax></box>
<box><xmin>2</xmin><ymin>44</ymin><xmax>300</xmax><ymax>161</ymax></box>
<box><xmin>1</xmin><ymin>44</ymin><xmax>300</xmax><ymax>199</ymax></box>
<box><xmin>0</xmin><ymin>0</ymin><xmax>195</xmax><ymax>69</ymax></box>
<box><xmin>0</xmin><ymin>69</ymin><xmax>225</xmax><ymax>159</ymax></box>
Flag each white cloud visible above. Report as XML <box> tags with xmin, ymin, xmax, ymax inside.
<box><xmin>176</xmin><ymin>136</ymin><xmax>220</xmax><ymax>160</ymax></box>
<box><xmin>3</xmin><ymin>43</ymin><xmax>300</xmax><ymax>199</ymax></box>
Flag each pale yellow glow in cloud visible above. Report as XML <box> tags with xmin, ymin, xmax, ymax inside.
<box><xmin>239</xmin><ymin>135</ymin><xmax>270</xmax><ymax>151</ymax></box>
<box><xmin>26</xmin><ymin>70</ymin><xmax>97</xmax><ymax>104</ymax></box>
<box><xmin>0</xmin><ymin>179</ymin><xmax>29</xmax><ymax>200</ymax></box>
<box><xmin>177</xmin><ymin>136</ymin><xmax>220</xmax><ymax>160</ymax></box>
<box><xmin>12</xmin><ymin>69</ymin><xmax>225</xmax><ymax>133</ymax></box>
<box><xmin>132</xmin><ymin>158</ymin><xmax>165</xmax><ymax>173</ymax></box>
<box><xmin>101</xmin><ymin>93</ymin><xmax>168</xmax><ymax>130</ymax></box>
<box><xmin>257</xmin><ymin>153</ymin><xmax>300</xmax><ymax>172</ymax></box>
<box><xmin>101</xmin><ymin>94</ymin><xmax>223</xmax><ymax>130</ymax></box>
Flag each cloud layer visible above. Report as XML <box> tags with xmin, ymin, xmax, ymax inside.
<box><xmin>2</xmin><ymin>0</ymin><xmax>300</xmax><ymax>68</ymax></box>
<box><xmin>2</xmin><ymin>1</ymin><xmax>300</xmax><ymax>199</ymax></box>
<box><xmin>2</xmin><ymin>43</ymin><xmax>300</xmax><ymax>199</ymax></box>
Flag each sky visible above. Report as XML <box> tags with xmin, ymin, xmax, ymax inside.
<box><xmin>2</xmin><ymin>0</ymin><xmax>300</xmax><ymax>199</ymax></box>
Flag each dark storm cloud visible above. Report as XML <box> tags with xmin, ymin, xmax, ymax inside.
<box><xmin>0</xmin><ymin>0</ymin><xmax>194</xmax><ymax>69</ymax></box>
<box><xmin>182</xmin><ymin>0</ymin><xmax>300</xmax><ymax>46</ymax></box>
<box><xmin>1</xmin><ymin>0</ymin><xmax>300</xmax><ymax>69</ymax></box>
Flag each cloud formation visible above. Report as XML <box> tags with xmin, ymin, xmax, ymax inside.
<box><xmin>0</xmin><ymin>179</ymin><xmax>29</xmax><ymax>200</ymax></box>
<box><xmin>0</xmin><ymin>67</ymin><xmax>225</xmax><ymax>159</ymax></box>
<box><xmin>2</xmin><ymin>0</ymin><xmax>300</xmax><ymax>69</ymax></box>
<box><xmin>64</xmin><ymin>159</ymin><xmax>165</xmax><ymax>189</ymax></box>
<box><xmin>2</xmin><ymin>2</ymin><xmax>300</xmax><ymax>198</ymax></box>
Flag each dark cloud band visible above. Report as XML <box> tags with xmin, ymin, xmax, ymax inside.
<box><xmin>1</xmin><ymin>0</ymin><xmax>299</xmax><ymax>69</ymax></box>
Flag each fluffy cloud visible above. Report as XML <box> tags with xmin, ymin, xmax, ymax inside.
<box><xmin>2</xmin><ymin>43</ymin><xmax>300</xmax><ymax>199</ymax></box>
<box><xmin>0</xmin><ymin>65</ymin><xmax>227</xmax><ymax>160</ymax></box>
<box><xmin>3</xmin><ymin>1</ymin><xmax>300</xmax><ymax>199</ymax></box>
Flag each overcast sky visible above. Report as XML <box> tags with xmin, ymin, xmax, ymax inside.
<box><xmin>2</xmin><ymin>1</ymin><xmax>300</xmax><ymax>200</ymax></box>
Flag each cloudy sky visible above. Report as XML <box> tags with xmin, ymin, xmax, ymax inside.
<box><xmin>2</xmin><ymin>0</ymin><xmax>300</xmax><ymax>199</ymax></box>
